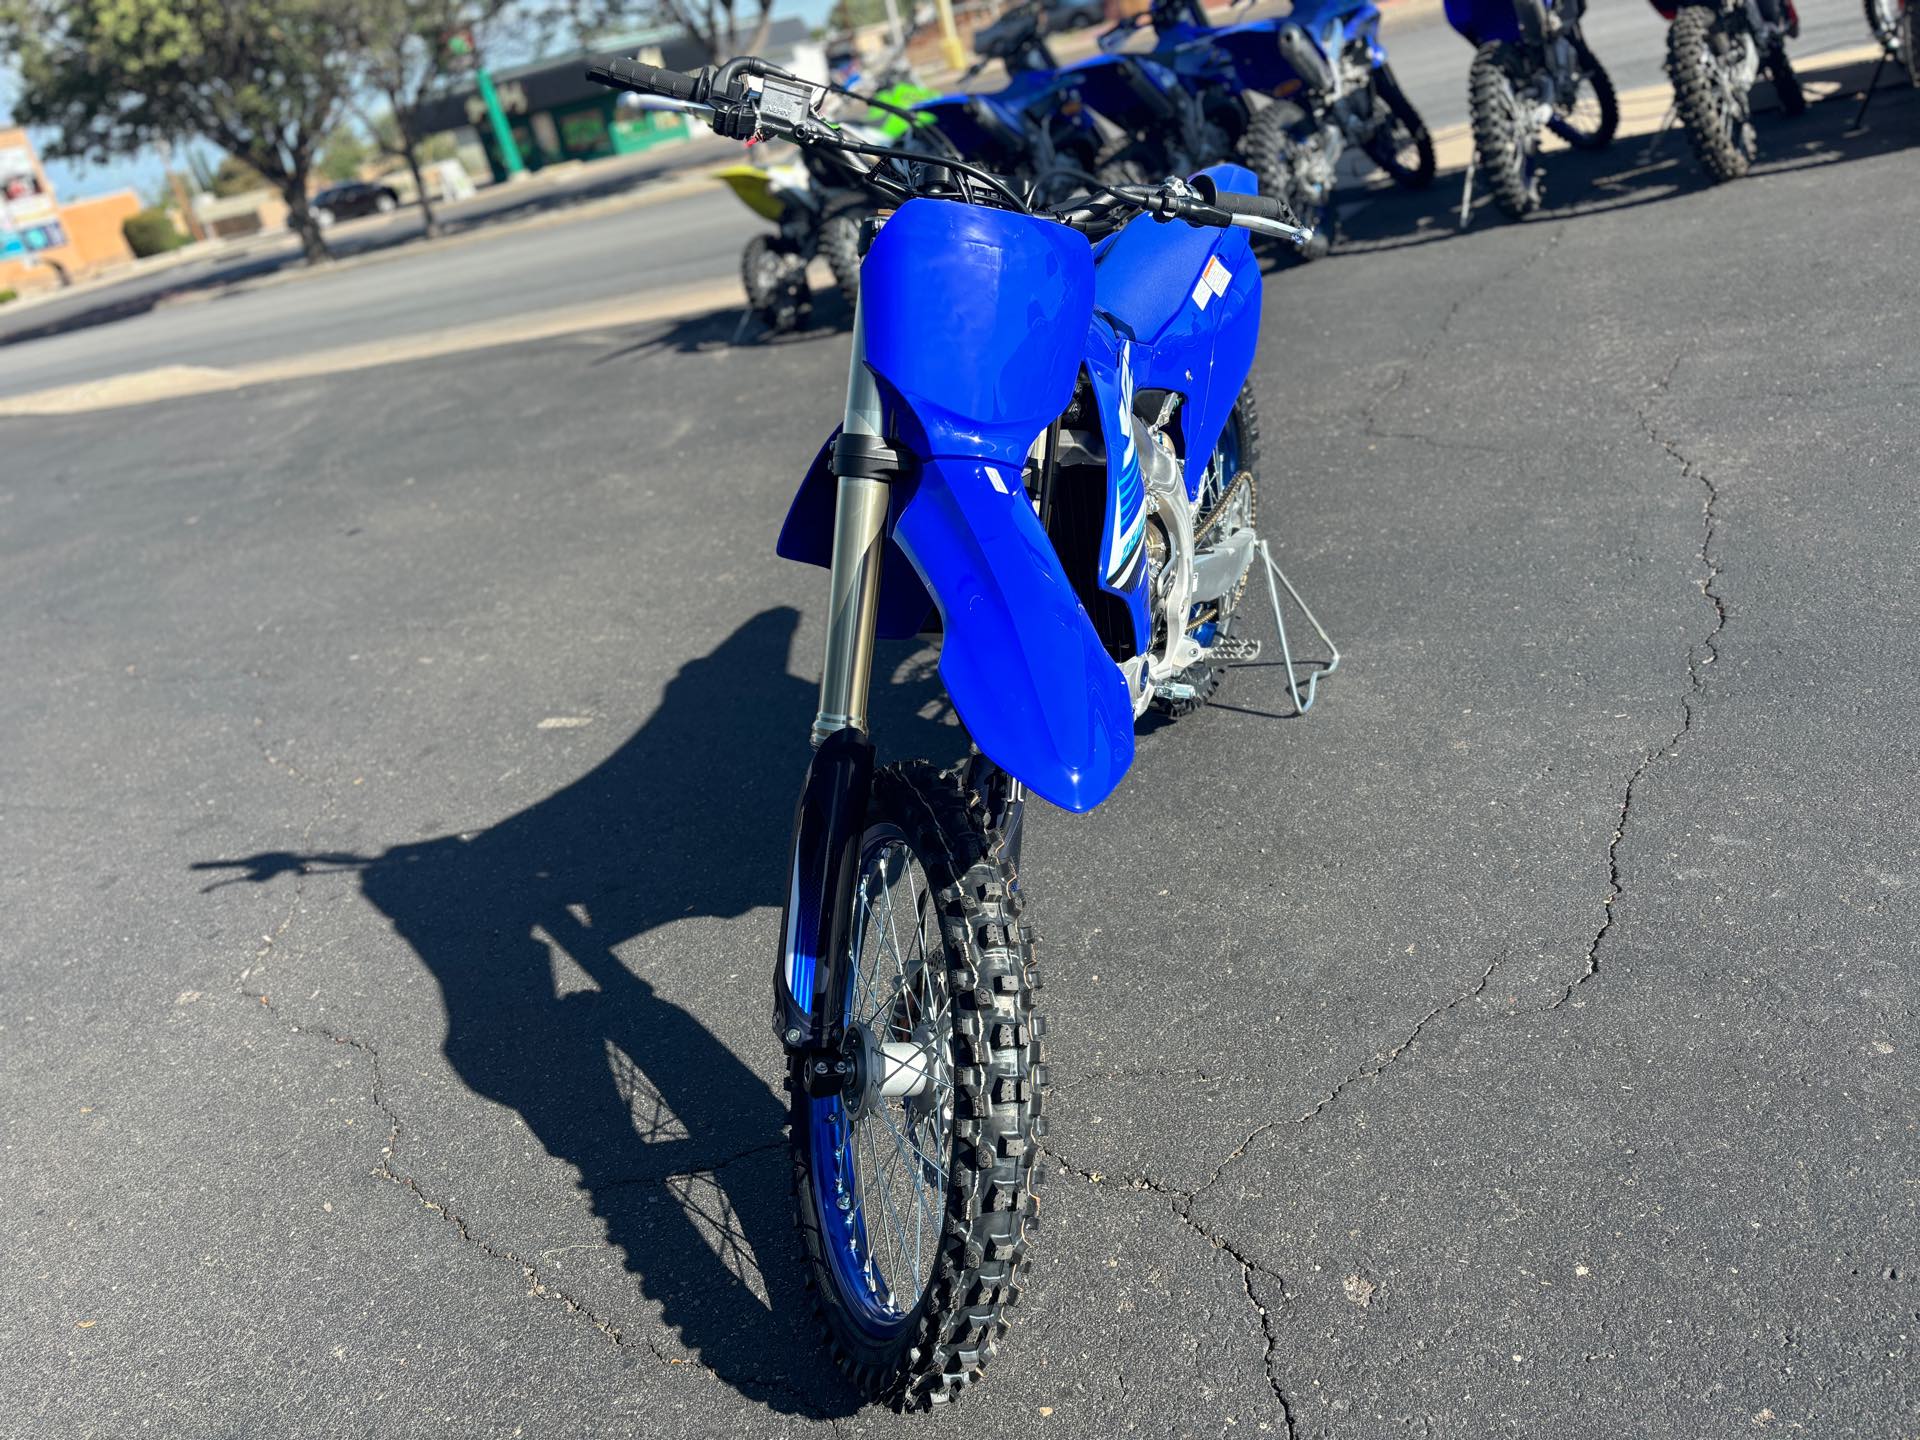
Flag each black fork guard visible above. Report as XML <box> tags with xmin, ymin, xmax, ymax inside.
<box><xmin>773</xmin><ymin>726</ymin><xmax>874</xmax><ymax>1087</ymax></box>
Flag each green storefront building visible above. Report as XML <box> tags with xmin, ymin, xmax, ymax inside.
<box><xmin>414</xmin><ymin>21</ymin><xmax>815</xmax><ymax>182</ymax></box>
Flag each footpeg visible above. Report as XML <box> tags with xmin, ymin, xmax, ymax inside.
<box><xmin>1209</xmin><ymin>635</ymin><xmax>1263</xmax><ymax>663</ymax></box>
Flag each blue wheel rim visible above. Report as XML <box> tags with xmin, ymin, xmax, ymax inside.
<box><xmin>808</xmin><ymin>826</ymin><xmax>952</xmax><ymax>1339</ymax></box>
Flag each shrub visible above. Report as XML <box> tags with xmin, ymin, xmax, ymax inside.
<box><xmin>0</xmin><ymin>287</ymin><xmax>17</xmax><ymax>306</ymax></box>
<box><xmin>124</xmin><ymin>207</ymin><xmax>189</xmax><ymax>258</ymax></box>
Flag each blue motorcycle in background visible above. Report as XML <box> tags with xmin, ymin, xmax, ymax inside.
<box><xmin>1113</xmin><ymin>0</ymin><xmax>1434</xmax><ymax>258</ymax></box>
<box><xmin>1447</xmin><ymin>0</ymin><xmax>1617</xmax><ymax>220</ymax></box>
<box><xmin>907</xmin><ymin>4</ymin><xmax>1102</xmax><ymax>199</ymax></box>
<box><xmin>1062</xmin><ymin>26</ymin><xmax>1238</xmax><ymax>183</ymax></box>
<box><xmin>589</xmin><ymin>50</ymin><xmax>1315</xmax><ymax>1410</ymax></box>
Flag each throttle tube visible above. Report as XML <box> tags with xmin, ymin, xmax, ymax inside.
<box><xmin>584</xmin><ymin>57</ymin><xmax>704</xmax><ymax>102</ymax></box>
<box><xmin>1190</xmin><ymin>176</ymin><xmax>1290</xmax><ymax>222</ymax></box>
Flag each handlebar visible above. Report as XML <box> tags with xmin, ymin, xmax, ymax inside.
<box><xmin>585</xmin><ymin>57</ymin><xmax>706</xmax><ymax>105</ymax></box>
<box><xmin>581</xmin><ymin>53</ymin><xmax>1312</xmax><ymax>247</ymax></box>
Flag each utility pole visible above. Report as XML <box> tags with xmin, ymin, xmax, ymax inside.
<box><xmin>447</xmin><ymin>28</ymin><xmax>527</xmax><ymax>181</ymax></box>
<box><xmin>474</xmin><ymin>68</ymin><xmax>529</xmax><ymax>179</ymax></box>
<box><xmin>933</xmin><ymin>0</ymin><xmax>966</xmax><ymax>70</ymax></box>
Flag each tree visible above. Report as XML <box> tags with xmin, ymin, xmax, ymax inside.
<box><xmin>0</xmin><ymin>0</ymin><xmax>371</xmax><ymax>264</ymax></box>
<box><xmin>355</xmin><ymin>0</ymin><xmax>523</xmax><ymax>239</ymax></box>
<box><xmin>317</xmin><ymin>127</ymin><xmax>374</xmax><ymax>183</ymax></box>
<box><xmin>648</xmin><ymin>0</ymin><xmax>775</xmax><ymax>64</ymax></box>
<box><xmin>211</xmin><ymin>155</ymin><xmax>267</xmax><ymax>197</ymax></box>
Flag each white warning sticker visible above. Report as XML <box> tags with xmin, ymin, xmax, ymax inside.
<box><xmin>1202</xmin><ymin>255</ymin><xmax>1232</xmax><ymax>297</ymax></box>
<box><xmin>1190</xmin><ymin>278</ymin><xmax>1213</xmax><ymax>311</ymax></box>
<box><xmin>985</xmin><ymin>465</ymin><xmax>1010</xmax><ymax>494</ymax></box>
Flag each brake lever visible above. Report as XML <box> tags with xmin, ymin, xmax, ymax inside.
<box><xmin>1231</xmin><ymin>214</ymin><xmax>1315</xmax><ymax>245</ymax></box>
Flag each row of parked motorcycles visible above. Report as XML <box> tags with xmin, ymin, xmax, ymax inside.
<box><xmin>719</xmin><ymin>0</ymin><xmax>1916</xmax><ymax>332</ymax></box>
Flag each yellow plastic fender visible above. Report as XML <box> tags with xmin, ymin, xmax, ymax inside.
<box><xmin>713</xmin><ymin>164</ymin><xmax>786</xmax><ymax>222</ymax></box>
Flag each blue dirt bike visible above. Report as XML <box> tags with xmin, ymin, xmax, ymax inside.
<box><xmin>907</xmin><ymin>3</ymin><xmax>1102</xmax><ymax>199</ymax></box>
<box><xmin>588</xmin><ymin>52</ymin><xmax>1315</xmax><ymax>1410</ymax></box>
<box><xmin>1060</xmin><ymin>31</ymin><xmax>1238</xmax><ymax>183</ymax></box>
<box><xmin>1114</xmin><ymin>0</ymin><xmax>1434</xmax><ymax>258</ymax></box>
<box><xmin>1447</xmin><ymin>0</ymin><xmax>1617</xmax><ymax>220</ymax></box>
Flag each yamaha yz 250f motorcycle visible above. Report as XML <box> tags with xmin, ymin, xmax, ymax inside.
<box><xmin>1194</xmin><ymin>0</ymin><xmax>1435</xmax><ymax>258</ymax></box>
<box><xmin>587</xmin><ymin>51</ymin><xmax>1314</xmax><ymax>1410</ymax></box>
<box><xmin>1655</xmin><ymin>0</ymin><xmax>1804</xmax><ymax>181</ymax></box>
<box><xmin>1449</xmin><ymin>0</ymin><xmax>1618</xmax><ymax>221</ymax></box>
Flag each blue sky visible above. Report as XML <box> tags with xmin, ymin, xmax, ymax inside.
<box><xmin>2</xmin><ymin>0</ymin><xmax>841</xmax><ymax>203</ymax></box>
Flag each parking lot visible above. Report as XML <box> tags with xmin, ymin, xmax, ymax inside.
<box><xmin>3</xmin><ymin>28</ymin><xmax>1917</xmax><ymax>1440</ymax></box>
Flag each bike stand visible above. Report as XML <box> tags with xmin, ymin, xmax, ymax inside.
<box><xmin>1634</xmin><ymin>103</ymin><xmax>1679</xmax><ymax>166</ymax></box>
<box><xmin>1457</xmin><ymin>152</ymin><xmax>1479</xmax><ymax>230</ymax></box>
<box><xmin>1218</xmin><ymin>541</ymin><xmax>1342</xmax><ymax>715</ymax></box>
<box><xmin>1846</xmin><ymin>50</ymin><xmax>1893</xmax><ymax>132</ymax></box>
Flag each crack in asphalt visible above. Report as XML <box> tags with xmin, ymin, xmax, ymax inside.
<box><xmin>1037</xmin><ymin>1140</ymin><xmax>1297</xmax><ymax>1437</ymax></box>
<box><xmin>1551</xmin><ymin>342</ymin><xmax>1727</xmax><ymax>1008</ymax></box>
<box><xmin>1034</xmin><ymin>951</ymin><xmax>1508</xmax><ymax>1436</ymax></box>
<box><xmin>251</xmin><ymin>983</ymin><xmax>835</xmax><ymax>1413</ymax></box>
<box><xmin>1360</xmin><ymin>230</ymin><xmax>1562</xmax><ymax>443</ymax></box>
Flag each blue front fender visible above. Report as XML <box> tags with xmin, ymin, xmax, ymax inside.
<box><xmin>893</xmin><ymin>456</ymin><xmax>1134</xmax><ymax>814</ymax></box>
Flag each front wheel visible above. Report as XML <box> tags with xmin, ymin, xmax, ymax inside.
<box><xmin>1865</xmin><ymin>0</ymin><xmax>1900</xmax><ymax>50</ymax></box>
<box><xmin>1469</xmin><ymin>43</ymin><xmax>1545</xmax><ymax>219</ymax></box>
<box><xmin>1766</xmin><ymin>41</ymin><xmax>1806</xmax><ymax>116</ymax></box>
<box><xmin>741</xmin><ymin>233</ymin><xmax>811</xmax><ymax>334</ymax></box>
<box><xmin>1242</xmin><ymin>102</ymin><xmax>1332</xmax><ymax>261</ymax></box>
<box><xmin>819</xmin><ymin>214</ymin><xmax>863</xmax><ymax>310</ymax></box>
<box><xmin>790</xmin><ymin>762</ymin><xmax>1046</xmax><ymax>1409</ymax></box>
<box><xmin>1904</xmin><ymin>0</ymin><xmax>1920</xmax><ymax>86</ymax></box>
<box><xmin>1667</xmin><ymin>7</ymin><xmax>1758</xmax><ymax>182</ymax></box>
<box><xmin>1547</xmin><ymin>38</ymin><xmax>1620</xmax><ymax>149</ymax></box>
<box><xmin>1365</xmin><ymin>66</ymin><xmax>1437</xmax><ymax>190</ymax></box>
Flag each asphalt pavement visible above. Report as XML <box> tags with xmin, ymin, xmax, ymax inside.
<box><xmin>3</xmin><ymin>28</ymin><xmax>1918</xmax><ymax>1440</ymax></box>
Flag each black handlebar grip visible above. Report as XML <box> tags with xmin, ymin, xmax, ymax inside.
<box><xmin>585</xmin><ymin>57</ymin><xmax>703</xmax><ymax>103</ymax></box>
<box><xmin>1190</xmin><ymin>175</ymin><xmax>1286</xmax><ymax>220</ymax></box>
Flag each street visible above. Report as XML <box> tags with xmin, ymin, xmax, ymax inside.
<box><xmin>3</xmin><ymin>15</ymin><xmax>1918</xmax><ymax>1440</ymax></box>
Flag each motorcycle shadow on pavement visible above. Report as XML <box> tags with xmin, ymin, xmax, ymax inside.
<box><xmin>195</xmin><ymin>605</ymin><xmax>963</xmax><ymax>1418</ymax></box>
<box><xmin>1285</xmin><ymin>53</ymin><xmax>1916</xmax><ymax>261</ymax></box>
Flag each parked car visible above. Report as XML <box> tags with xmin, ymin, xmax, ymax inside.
<box><xmin>312</xmin><ymin>180</ymin><xmax>402</xmax><ymax>225</ymax></box>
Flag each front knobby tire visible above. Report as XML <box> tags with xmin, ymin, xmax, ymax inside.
<box><xmin>742</xmin><ymin>233</ymin><xmax>811</xmax><ymax>334</ymax></box>
<box><xmin>1242</xmin><ymin>103</ymin><xmax>1331</xmax><ymax>261</ymax></box>
<box><xmin>1469</xmin><ymin>43</ymin><xmax>1545</xmax><ymax>219</ymax></box>
<box><xmin>1547</xmin><ymin>38</ymin><xmax>1621</xmax><ymax>149</ymax></box>
<box><xmin>1667</xmin><ymin>7</ymin><xmax>1757</xmax><ymax>182</ymax></box>
<box><xmin>789</xmin><ymin>762</ymin><xmax>1047</xmax><ymax>1409</ymax></box>
<box><xmin>819</xmin><ymin>214</ymin><xmax>863</xmax><ymax>310</ymax></box>
<box><xmin>1865</xmin><ymin>0</ymin><xmax>1900</xmax><ymax>51</ymax></box>
<box><xmin>1365</xmin><ymin>66</ymin><xmax>1437</xmax><ymax>190</ymax></box>
<box><xmin>1766</xmin><ymin>42</ymin><xmax>1806</xmax><ymax>116</ymax></box>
